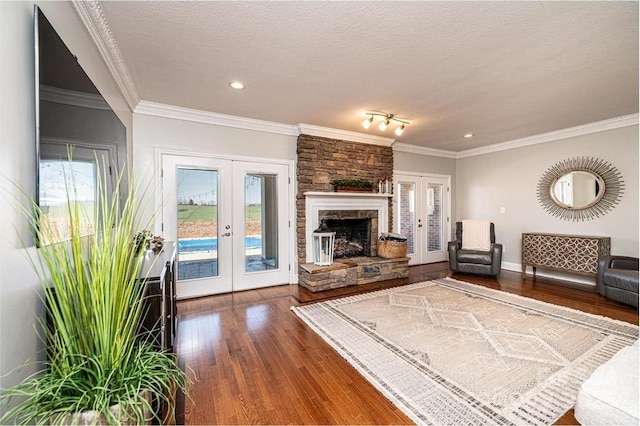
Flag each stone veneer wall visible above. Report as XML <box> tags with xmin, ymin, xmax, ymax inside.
<box><xmin>296</xmin><ymin>134</ymin><xmax>394</xmax><ymax>262</ymax></box>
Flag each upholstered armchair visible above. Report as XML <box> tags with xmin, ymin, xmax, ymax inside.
<box><xmin>448</xmin><ymin>221</ymin><xmax>502</xmax><ymax>277</ymax></box>
<box><xmin>597</xmin><ymin>255</ymin><xmax>639</xmax><ymax>308</ymax></box>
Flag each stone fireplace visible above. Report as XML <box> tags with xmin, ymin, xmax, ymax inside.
<box><xmin>296</xmin><ymin>134</ymin><xmax>394</xmax><ymax>263</ymax></box>
<box><xmin>296</xmin><ymin>134</ymin><xmax>408</xmax><ymax>292</ymax></box>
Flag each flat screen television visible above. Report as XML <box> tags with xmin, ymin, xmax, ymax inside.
<box><xmin>35</xmin><ymin>6</ymin><xmax>126</xmax><ymax>245</ymax></box>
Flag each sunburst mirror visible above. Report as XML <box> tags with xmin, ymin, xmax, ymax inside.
<box><xmin>537</xmin><ymin>157</ymin><xmax>624</xmax><ymax>221</ymax></box>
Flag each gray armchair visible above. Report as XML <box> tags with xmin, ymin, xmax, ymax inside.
<box><xmin>448</xmin><ymin>221</ymin><xmax>502</xmax><ymax>277</ymax></box>
<box><xmin>597</xmin><ymin>255</ymin><xmax>639</xmax><ymax>308</ymax></box>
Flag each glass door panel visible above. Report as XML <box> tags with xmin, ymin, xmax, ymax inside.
<box><xmin>426</xmin><ymin>183</ymin><xmax>443</xmax><ymax>252</ymax></box>
<box><xmin>398</xmin><ymin>181</ymin><xmax>417</xmax><ymax>256</ymax></box>
<box><xmin>176</xmin><ymin>168</ymin><xmax>218</xmax><ymax>280</ymax></box>
<box><xmin>245</xmin><ymin>174</ymin><xmax>279</xmax><ymax>272</ymax></box>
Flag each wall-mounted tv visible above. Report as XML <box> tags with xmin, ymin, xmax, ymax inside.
<box><xmin>35</xmin><ymin>6</ymin><xmax>126</xmax><ymax>245</ymax></box>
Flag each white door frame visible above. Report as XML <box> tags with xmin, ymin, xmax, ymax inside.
<box><xmin>155</xmin><ymin>148</ymin><xmax>295</xmax><ymax>296</ymax></box>
<box><xmin>393</xmin><ymin>170</ymin><xmax>452</xmax><ymax>265</ymax></box>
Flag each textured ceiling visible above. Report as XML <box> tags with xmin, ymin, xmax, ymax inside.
<box><xmin>98</xmin><ymin>1</ymin><xmax>638</xmax><ymax>152</ymax></box>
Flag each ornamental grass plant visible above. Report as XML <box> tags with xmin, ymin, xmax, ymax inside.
<box><xmin>1</xmin><ymin>154</ymin><xmax>189</xmax><ymax>425</ymax></box>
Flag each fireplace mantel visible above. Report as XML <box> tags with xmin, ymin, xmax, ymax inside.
<box><xmin>304</xmin><ymin>191</ymin><xmax>391</xmax><ymax>263</ymax></box>
<box><xmin>304</xmin><ymin>191</ymin><xmax>393</xmax><ymax>199</ymax></box>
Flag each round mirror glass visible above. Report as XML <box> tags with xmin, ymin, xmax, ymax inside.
<box><xmin>550</xmin><ymin>171</ymin><xmax>605</xmax><ymax>210</ymax></box>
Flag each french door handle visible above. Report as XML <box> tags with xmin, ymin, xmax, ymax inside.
<box><xmin>222</xmin><ymin>232</ymin><xmax>231</xmax><ymax>237</ymax></box>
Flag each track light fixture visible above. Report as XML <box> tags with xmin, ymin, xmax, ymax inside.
<box><xmin>362</xmin><ymin>112</ymin><xmax>409</xmax><ymax>136</ymax></box>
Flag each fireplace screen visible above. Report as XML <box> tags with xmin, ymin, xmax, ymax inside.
<box><xmin>324</xmin><ymin>218</ymin><xmax>372</xmax><ymax>258</ymax></box>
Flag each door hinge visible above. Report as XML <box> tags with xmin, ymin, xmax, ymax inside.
<box><xmin>160</xmin><ymin>168</ymin><xmax>163</xmax><ymax>178</ymax></box>
<box><xmin>108</xmin><ymin>165</ymin><xmax>113</xmax><ymax>176</ymax></box>
<box><xmin>161</xmin><ymin>223</ymin><xmax>164</xmax><ymax>232</ymax></box>
<box><xmin>447</xmin><ymin>186</ymin><xmax>450</xmax><ymax>192</ymax></box>
<box><xmin>447</xmin><ymin>217</ymin><xmax>450</xmax><ymax>222</ymax></box>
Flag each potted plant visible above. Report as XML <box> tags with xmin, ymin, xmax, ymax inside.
<box><xmin>331</xmin><ymin>178</ymin><xmax>374</xmax><ymax>193</ymax></box>
<box><xmin>0</xmin><ymin>155</ymin><xmax>190</xmax><ymax>424</ymax></box>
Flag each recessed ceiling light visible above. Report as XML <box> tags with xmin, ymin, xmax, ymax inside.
<box><xmin>229</xmin><ymin>81</ymin><xmax>245</xmax><ymax>90</ymax></box>
<box><xmin>463</xmin><ymin>133</ymin><xmax>474</xmax><ymax>138</ymax></box>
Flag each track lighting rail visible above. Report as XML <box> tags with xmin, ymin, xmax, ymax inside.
<box><xmin>362</xmin><ymin>112</ymin><xmax>409</xmax><ymax>136</ymax></box>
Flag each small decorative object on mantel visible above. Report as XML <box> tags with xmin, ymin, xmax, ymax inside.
<box><xmin>331</xmin><ymin>178</ymin><xmax>374</xmax><ymax>193</ymax></box>
<box><xmin>377</xmin><ymin>175</ymin><xmax>392</xmax><ymax>194</ymax></box>
<box><xmin>378</xmin><ymin>232</ymin><xmax>408</xmax><ymax>259</ymax></box>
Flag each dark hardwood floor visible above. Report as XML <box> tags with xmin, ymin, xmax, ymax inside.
<box><xmin>175</xmin><ymin>263</ymin><xmax>638</xmax><ymax>425</ymax></box>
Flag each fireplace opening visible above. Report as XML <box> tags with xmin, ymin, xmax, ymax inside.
<box><xmin>324</xmin><ymin>218</ymin><xmax>371</xmax><ymax>258</ymax></box>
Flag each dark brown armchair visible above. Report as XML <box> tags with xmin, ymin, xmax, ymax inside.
<box><xmin>448</xmin><ymin>221</ymin><xmax>502</xmax><ymax>277</ymax></box>
<box><xmin>597</xmin><ymin>255</ymin><xmax>639</xmax><ymax>308</ymax></box>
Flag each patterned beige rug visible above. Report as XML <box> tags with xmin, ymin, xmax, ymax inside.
<box><xmin>292</xmin><ymin>278</ymin><xmax>638</xmax><ymax>425</ymax></box>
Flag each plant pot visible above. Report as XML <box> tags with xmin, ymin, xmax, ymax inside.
<box><xmin>52</xmin><ymin>391</ymin><xmax>153</xmax><ymax>425</ymax></box>
<box><xmin>334</xmin><ymin>186</ymin><xmax>373</xmax><ymax>193</ymax></box>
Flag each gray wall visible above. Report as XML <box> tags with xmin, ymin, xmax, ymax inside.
<box><xmin>455</xmin><ymin>125</ymin><xmax>639</xmax><ymax>276</ymax></box>
<box><xmin>0</xmin><ymin>1</ymin><xmax>132</xmax><ymax>392</ymax></box>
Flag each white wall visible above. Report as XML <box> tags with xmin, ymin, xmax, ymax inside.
<box><xmin>0</xmin><ymin>1</ymin><xmax>132</xmax><ymax>392</ymax></box>
<box><xmin>0</xmin><ymin>1</ymin><xmax>42</xmax><ymax>391</ymax></box>
<box><xmin>455</xmin><ymin>125</ymin><xmax>639</xmax><ymax>278</ymax></box>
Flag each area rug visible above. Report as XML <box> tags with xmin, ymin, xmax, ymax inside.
<box><xmin>291</xmin><ymin>277</ymin><xmax>638</xmax><ymax>425</ymax></box>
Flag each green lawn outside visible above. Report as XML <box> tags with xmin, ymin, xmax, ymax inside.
<box><xmin>178</xmin><ymin>204</ymin><xmax>262</xmax><ymax>222</ymax></box>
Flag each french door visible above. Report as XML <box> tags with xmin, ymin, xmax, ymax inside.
<box><xmin>394</xmin><ymin>173</ymin><xmax>451</xmax><ymax>265</ymax></box>
<box><xmin>161</xmin><ymin>154</ymin><xmax>291</xmax><ymax>299</ymax></box>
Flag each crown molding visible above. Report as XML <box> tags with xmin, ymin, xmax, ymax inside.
<box><xmin>72</xmin><ymin>0</ymin><xmax>140</xmax><ymax>111</ymax></box>
<box><xmin>134</xmin><ymin>102</ymin><xmax>400</xmax><ymax>143</ymax></box>
<box><xmin>456</xmin><ymin>113</ymin><xmax>639</xmax><ymax>159</ymax></box>
<box><xmin>392</xmin><ymin>142</ymin><xmax>457</xmax><ymax>159</ymax></box>
<box><xmin>40</xmin><ymin>85</ymin><xmax>110</xmax><ymax>110</ymax></box>
<box><xmin>135</xmin><ymin>101</ymin><xmax>299</xmax><ymax>136</ymax></box>
<box><xmin>134</xmin><ymin>99</ymin><xmax>637</xmax><ymax>154</ymax></box>
<box><xmin>297</xmin><ymin>124</ymin><xmax>396</xmax><ymax>146</ymax></box>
